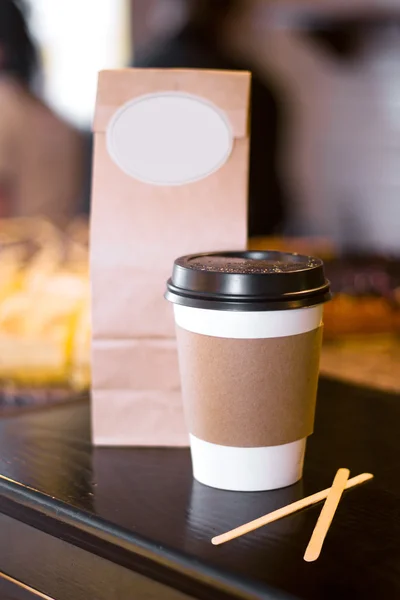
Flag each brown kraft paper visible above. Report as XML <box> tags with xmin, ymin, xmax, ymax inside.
<box><xmin>91</xmin><ymin>69</ymin><xmax>250</xmax><ymax>340</ymax></box>
<box><xmin>90</xmin><ymin>69</ymin><xmax>250</xmax><ymax>446</ymax></box>
<box><xmin>91</xmin><ymin>338</ymin><xmax>180</xmax><ymax>391</ymax></box>
<box><xmin>176</xmin><ymin>326</ymin><xmax>323</xmax><ymax>448</ymax></box>
<box><xmin>92</xmin><ymin>389</ymin><xmax>188</xmax><ymax>447</ymax></box>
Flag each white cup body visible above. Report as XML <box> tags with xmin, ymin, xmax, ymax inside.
<box><xmin>174</xmin><ymin>303</ymin><xmax>323</xmax><ymax>492</ymax></box>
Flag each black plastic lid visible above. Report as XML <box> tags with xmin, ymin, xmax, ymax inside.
<box><xmin>165</xmin><ymin>251</ymin><xmax>331</xmax><ymax>311</ymax></box>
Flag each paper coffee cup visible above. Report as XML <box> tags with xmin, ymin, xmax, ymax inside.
<box><xmin>166</xmin><ymin>251</ymin><xmax>331</xmax><ymax>492</ymax></box>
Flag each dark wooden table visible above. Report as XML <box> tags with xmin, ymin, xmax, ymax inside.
<box><xmin>0</xmin><ymin>377</ymin><xmax>398</xmax><ymax>600</ymax></box>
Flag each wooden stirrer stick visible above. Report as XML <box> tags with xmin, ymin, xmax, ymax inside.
<box><xmin>303</xmin><ymin>468</ymin><xmax>350</xmax><ymax>562</ymax></box>
<box><xmin>211</xmin><ymin>472</ymin><xmax>373</xmax><ymax>546</ymax></box>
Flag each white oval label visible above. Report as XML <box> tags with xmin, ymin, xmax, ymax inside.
<box><xmin>106</xmin><ymin>92</ymin><xmax>233</xmax><ymax>186</ymax></box>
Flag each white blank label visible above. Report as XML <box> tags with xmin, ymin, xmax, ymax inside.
<box><xmin>106</xmin><ymin>92</ymin><xmax>233</xmax><ymax>186</ymax></box>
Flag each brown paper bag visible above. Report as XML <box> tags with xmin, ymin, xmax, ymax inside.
<box><xmin>91</xmin><ymin>69</ymin><xmax>250</xmax><ymax>446</ymax></box>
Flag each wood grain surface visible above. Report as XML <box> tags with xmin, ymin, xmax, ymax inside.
<box><xmin>0</xmin><ymin>378</ymin><xmax>397</xmax><ymax>599</ymax></box>
<box><xmin>0</xmin><ymin>512</ymin><xmax>194</xmax><ymax>600</ymax></box>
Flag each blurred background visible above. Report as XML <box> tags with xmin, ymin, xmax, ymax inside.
<box><xmin>1</xmin><ymin>0</ymin><xmax>400</xmax><ymax>403</ymax></box>
<box><xmin>27</xmin><ymin>0</ymin><xmax>131</xmax><ymax>126</ymax></box>
<box><xmin>2</xmin><ymin>0</ymin><xmax>400</xmax><ymax>250</ymax></box>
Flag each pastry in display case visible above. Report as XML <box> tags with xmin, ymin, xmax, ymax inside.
<box><xmin>323</xmin><ymin>256</ymin><xmax>400</xmax><ymax>338</ymax></box>
<box><xmin>250</xmin><ymin>237</ymin><xmax>400</xmax><ymax>338</ymax></box>
<box><xmin>0</xmin><ymin>218</ymin><xmax>90</xmax><ymax>411</ymax></box>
